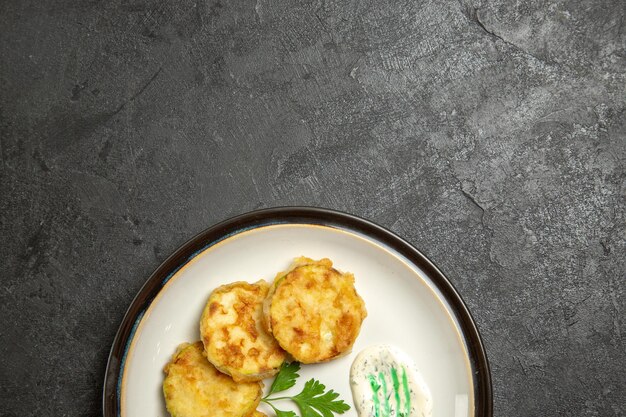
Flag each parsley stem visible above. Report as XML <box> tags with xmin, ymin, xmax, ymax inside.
<box><xmin>262</xmin><ymin>396</ymin><xmax>293</xmax><ymax>401</ymax></box>
<box><xmin>262</xmin><ymin>400</ymin><xmax>282</xmax><ymax>414</ymax></box>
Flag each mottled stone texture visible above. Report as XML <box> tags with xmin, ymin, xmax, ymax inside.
<box><xmin>0</xmin><ymin>0</ymin><xmax>624</xmax><ymax>415</ymax></box>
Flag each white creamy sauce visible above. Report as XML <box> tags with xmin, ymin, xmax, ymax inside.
<box><xmin>350</xmin><ymin>345</ymin><xmax>433</xmax><ymax>417</ymax></box>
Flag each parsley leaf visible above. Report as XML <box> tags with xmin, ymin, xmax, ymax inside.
<box><xmin>266</xmin><ymin>362</ymin><xmax>300</xmax><ymax>397</ymax></box>
<box><xmin>265</xmin><ymin>401</ymin><xmax>298</xmax><ymax>417</ymax></box>
<box><xmin>262</xmin><ymin>363</ymin><xmax>351</xmax><ymax>417</ymax></box>
<box><xmin>292</xmin><ymin>379</ymin><xmax>351</xmax><ymax>417</ymax></box>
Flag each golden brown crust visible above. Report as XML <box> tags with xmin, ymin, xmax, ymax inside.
<box><xmin>264</xmin><ymin>257</ymin><xmax>367</xmax><ymax>364</ymax></box>
<box><xmin>244</xmin><ymin>412</ymin><xmax>268</xmax><ymax>417</ymax></box>
<box><xmin>200</xmin><ymin>280</ymin><xmax>286</xmax><ymax>382</ymax></box>
<box><xmin>162</xmin><ymin>342</ymin><xmax>262</xmax><ymax>417</ymax></box>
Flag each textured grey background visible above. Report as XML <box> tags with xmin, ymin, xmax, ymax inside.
<box><xmin>1</xmin><ymin>0</ymin><xmax>624</xmax><ymax>416</ymax></box>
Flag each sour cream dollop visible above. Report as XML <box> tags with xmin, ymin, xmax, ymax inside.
<box><xmin>350</xmin><ymin>345</ymin><xmax>433</xmax><ymax>417</ymax></box>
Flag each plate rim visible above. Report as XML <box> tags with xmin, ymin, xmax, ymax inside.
<box><xmin>102</xmin><ymin>206</ymin><xmax>493</xmax><ymax>417</ymax></box>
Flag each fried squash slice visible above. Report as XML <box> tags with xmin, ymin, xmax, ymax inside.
<box><xmin>263</xmin><ymin>257</ymin><xmax>367</xmax><ymax>363</ymax></box>
<box><xmin>163</xmin><ymin>342</ymin><xmax>262</xmax><ymax>417</ymax></box>
<box><xmin>200</xmin><ymin>280</ymin><xmax>286</xmax><ymax>382</ymax></box>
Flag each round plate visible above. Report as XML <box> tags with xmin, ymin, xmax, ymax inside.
<box><xmin>103</xmin><ymin>207</ymin><xmax>492</xmax><ymax>417</ymax></box>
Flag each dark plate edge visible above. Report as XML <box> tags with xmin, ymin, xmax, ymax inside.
<box><xmin>102</xmin><ymin>206</ymin><xmax>493</xmax><ymax>417</ymax></box>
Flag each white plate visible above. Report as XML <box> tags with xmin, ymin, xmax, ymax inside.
<box><xmin>103</xmin><ymin>208</ymin><xmax>492</xmax><ymax>417</ymax></box>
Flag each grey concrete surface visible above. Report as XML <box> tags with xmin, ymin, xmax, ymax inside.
<box><xmin>1</xmin><ymin>0</ymin><xmax>624</xmax><ymax>416</ymax></box>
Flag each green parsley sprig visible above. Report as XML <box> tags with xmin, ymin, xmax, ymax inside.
<box><xmin>261</xmin><ymin>362</ymin><xmax>351</xmax><ymax>417</ymax></box>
